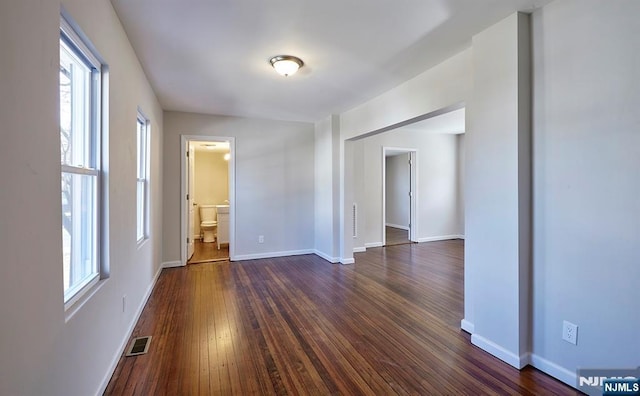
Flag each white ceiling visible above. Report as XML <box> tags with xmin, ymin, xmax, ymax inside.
<box><xmin>110</xmin><ymin>0</ymin><xmax>550</xmax><ymax>123</ymax></box>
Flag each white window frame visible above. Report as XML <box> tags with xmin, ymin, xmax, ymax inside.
<box><xmin>136</xmin><ymin>110</ymin><xmax>150</xmax><ymax>244</ymax></box>
<box><xmin>60</xmin><ymin>15</ymin><xmax>105</xmax><ymax>308</ymax></box>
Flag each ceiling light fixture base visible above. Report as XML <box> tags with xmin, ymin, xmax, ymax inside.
<box><xmin>269</xmin><ymin>55</ymin><xmax>304</xmax><ymax>77</ymax></box>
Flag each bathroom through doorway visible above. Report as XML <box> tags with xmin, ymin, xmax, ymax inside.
<box><xmin>181</xmin><ymin>135</ymin><xmax>235</xmax><ymax>265</ymax></box>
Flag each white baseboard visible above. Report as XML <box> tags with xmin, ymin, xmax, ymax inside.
<box><xmin>97</xmin><ymin>265</ymin><xmax>162</xmax><ymax>395</ymax></box>
<box><xmin>353</xmin><ymin>247</ymin><xmax>366</xmax><ymax>253</ymax></box>
<box><xmin>386</xmin><ymin>223</ymin><xmax>409</xmax><ymax>231</ymax></box>
<box><xmin>417</xmin><ymin>235</ymin><xmax>465</xmax><ymax>243</ymax></box>
<box><xmin>162</xmin><ymin>260</ymin><xmax>182</xmax><ymax>268</ymax></box>
<box><xmin>471</xmin><ymin>334</ymin><xmax>528</xmax><ymax>369</ymax></box>
<box><xmin>364</xmin><ymin>242</ymin><xmax>383</xmax><ymax>248</ymax></box>
<box><xmin>530</xmin><ymin>354</ymin><xmax>577</xmax><ymax>389</ymax></box>
<box><xmin>340</xmin><ymin>258</ymin><xmax>355</xmax><ymax>265</ymax></box>
<box><xmin>234</xmin><ymin>249</ymin><xmax>314</xmax><ymax>261</ymax></box>
<box><xmin>519</xmin><ymin>352</ymin><xmax>532</xmax><ymax>369</ymax></box>
<box><xmin>460</xmin><ymin>319</ymin><xmax>475</xmax><ymax>334</ymax></box>
<box><xmin>314</xmin><ymin>249</ymin><xmax>340</xmax><ymax>263</ymax></box>
<box><xmin>469</xmin><ymin>334</ymin><xmax>578</xmax><ymax>389</ymax></box>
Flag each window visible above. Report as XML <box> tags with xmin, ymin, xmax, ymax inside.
<box><xmin>60</xmin><ymin>16</ymin><xmax>103</xmax><ymax>304</ymax></box>
<box><xmin>136</xmin><ymin>112</ymin><xmax>149</xmax><ymax>242</ymax></box>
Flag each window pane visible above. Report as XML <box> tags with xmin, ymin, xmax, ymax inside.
<box><xmin>62</xmin><ymin>172</ymin><xmax>98</xmax><ymax>301</ymax></box>
<box><xmin>137</xmin><ymin>120</ymin><xmax>142</xmax><ymax>178</ymax></box>
<box><xmin>60</xmin><ymin>16</ymin><xmax>103</xmax><ymax>305</ymax></box>
<box><xmin>136</xmin><ymin>113</ymin><xmax>149</xmax><ymax>242</ymax></box>
<box><xmin>60</xmin><ymin>40</ymin><xmax>93</xmax><ymax>168</ymax></box>
<box><xmin>137</xmin><ymin>119</ymin><xmax>146</xmax><ymax>179</ymax></box>
<box><xmin>136</xmin><ymin>180</ymin><xmax>145</xmax><ymax>241</ymax></box>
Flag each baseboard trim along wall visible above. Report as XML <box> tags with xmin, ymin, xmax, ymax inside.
<box><xmin>460</xmin><ymin>319</ymin><xmax>475</xmax><ymax>334</ymax></box>
<box><xmin>471</xmin><ymin>334</ymin><xmax>527</xmax><ymax>369</ymax></box>
<box><xmin>462</xmin><ymin>323</ymin><xmax>577</xmax><ymax>389</ymax></box>
<box><xmin>234</xmin><ymin>249</ymin><xmax>315</xmax><ymax>261</ymax></box>
<box><xmin>98</xmin><ymin>265</ymin><xmax>163</xmax><ymax>395</ymax></box>
<box><xmin>353</xmin><ymin>247</ymin><xmax>366</xmax><ymax>253</ymax></box>
<box><xmin>162</xmin><ymin>260</ymin><xmax>182</xmax><ymax>268</ymax></box>
<box><xmin>530</xmin><ymin>354</ymin><xmax>577</xmax><ymax>389</ymax></box>
<box><xmin>364</xmin><ymin>242</ymin><xmax>383</xmax><ymax>248</ymax></box>
<box><xmin>386</xmin><ymin>223</ymin><xmax>409</xmax><ymax>230</ymax></box>
<box><xmin>314</xmin><ymin>250</ymin><xmax>340</xmax><ymax>263</ymax></box>
<box><xmin>519</xmin><ymin>353</ymin><xmax>532</xmax><ymax>370</ymax></box>
<box><xmin>340</xmin><ymin>258</ymin><xmax>355</xmax><ymax>265</ymax></box>
<box><xmin>416</xmin><ymin>235</ymin><xmax>465</xmax><ymax>243</ymax></box>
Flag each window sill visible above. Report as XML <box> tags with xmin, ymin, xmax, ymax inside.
<box><xmin>64</xmin><ymin>278</ymin><xmax>107</xmax><ymax>323</ymax></box>
<box><xmin>137</xmin><ymin>237</ymin><xmax>149</xmax><ymax>250</ymax></box>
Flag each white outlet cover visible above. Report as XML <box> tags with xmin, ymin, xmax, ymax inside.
<box><xmin>562</xmin><ymin>320</ymin><xmax>578</xmax><ymax>345</ymax></box>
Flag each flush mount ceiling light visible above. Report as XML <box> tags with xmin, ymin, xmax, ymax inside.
<box><xmin>269</xmin><ymin>55</ymin><xmax>304</xmax><ymax>77</ymax></box>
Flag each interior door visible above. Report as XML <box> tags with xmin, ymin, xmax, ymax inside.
<box><xmin>187</xmin><ymin>145</ymin><xmax>195</xmax><ymax>259</ymax></box>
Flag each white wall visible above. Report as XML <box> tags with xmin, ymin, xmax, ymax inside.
<box><xmin>314</xmin><ymin>116</ymin><xmax>341</xmax><ymax>261</ymax></box>
<box><xmin>0</xmin><ymin>0</ymin><xmax>163</xmax><ymax>394</ymax></box>
<box><xmin>351</xmin><ymin>139</ymin><xmax>366</xmax><ymax>251</ymax></box>
<box><xmin>163</xmin><ymin>112</ymin><xmax>315</xmax><ymax>261</ymax></box>
<box><xmin>456</xmin><ymin>134</ymin><xmax>465</xmax><ymax>234</ymax></box>
<box><xmin>355</xmin><ymin>131</ymin><xmax>462</xmax><ymax>246</ymax></box>
<box><xmin>530</xmin><ymin>0</ymin><xmax>640</xmax><ymax>382</ymax></box>
<box><xmin>465</xmin><ymin>12</ymin><xmax>531</xmax><ymax>368</ymax></box>
<box><xmin>314</xmin><ymin>117</ymin><xmax>333</xmax><ymax>257</ymax></box>
<box><xmin>385</xmin><ymin>154</ymin><xmax>410</xmax><ymax>229</ymax></box>
<box><xmin>340</xmin><ymin>49</ymin><xmax>472</xmax><ymax>140</ymax></box>
<box><xmin>193</xmin><ymin>150</ymin><xmax>229</xmax><ymax>236</ymax></box>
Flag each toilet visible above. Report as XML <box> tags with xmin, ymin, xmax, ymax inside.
<box><xmin>199</xmin><ymin>204</ymin><xmax>217</xmax><ymax>243</ymax></box>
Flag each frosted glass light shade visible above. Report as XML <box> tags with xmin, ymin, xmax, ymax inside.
<box><xmin>270</xmin><ymin>55</ymin><xmax>303</xmax><ymax>77</ymax></box>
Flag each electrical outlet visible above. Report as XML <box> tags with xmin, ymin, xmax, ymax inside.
<box><xmin>562</xmin><ymin>320</ymin><xmax>578</xmax><ymax>345</ymax></box>
<box><xmin>122</xmin><ymin>295</ymin><xmax>127</xmax><ymax>313</ymax></box>
<box><xmin>258</xmin><ymin>235</ymin><xmax>264</xmax><ymax>243</ymax></box>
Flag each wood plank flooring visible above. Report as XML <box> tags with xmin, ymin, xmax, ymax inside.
<box><xmin>188</xmin><ymin>240</ymin><xmax>230</xmax><ymax>264</ymax></box>
<box><xmin>105</xmin><ymin>240</ymin><xmax>580</xmax><ymax>395</ymax></box>
<box><xmin>385</xmin><ymin>226</ymin><xmax>411</xmax><ymax>246</ymax></box>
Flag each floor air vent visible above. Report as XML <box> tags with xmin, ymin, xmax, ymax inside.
<box><xmin>125</xmin><ymin>336</ymin><xmax>152</xmax><ymax>357</ymax></box>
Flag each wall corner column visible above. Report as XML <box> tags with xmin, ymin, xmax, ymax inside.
<box><xmin>465</xmin><ymin>12</ymin><xmax>532</xmax><ymax>368</ymax></box>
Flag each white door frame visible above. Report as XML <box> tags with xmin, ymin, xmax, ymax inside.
<box><xmin>187</xmin><ymin>144</ymin><xmax>195</xmax><ymax>259</ymax></box>
<box><xmin>180</xmin><ymin>135</ymin><xmax>236</xmax><ymax>265</ymax></box>
<box><xmin>382</xmin><ymin>147</ymin><xmax>418</xmax><ymax>246</ymax></box>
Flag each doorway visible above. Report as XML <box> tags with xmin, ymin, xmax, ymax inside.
<box><xmin>345</xmin><ymin>105</ymin><xmax>465</xmax><ymax>259</ymax></box>
<box><xmin>181</xmin><ymin>135</ymin><xmax>235</xmax><ymax>265</ymax></box>
<box><xmin>382</xmin><ymin>148</ymin><xmax>417</xmax><ymax>246</ymax></box>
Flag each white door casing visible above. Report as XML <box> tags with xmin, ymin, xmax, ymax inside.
<box><xmin>180</xmin><ymin>135</ymin><xmax>236</xmax><ymax>265</ymax></box>
<box><xmin>382</xmin><ymin>147</ymin><xmax>418</xmax><ymax>246</ymax></box>
<box><xmin>187</xmin><ymin>145</ymin><xmax>195</xmax><ymax>259</ymax></box>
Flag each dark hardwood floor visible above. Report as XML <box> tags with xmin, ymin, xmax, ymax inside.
<box><xmin>385</xmin><ymin>226</ymin><xmax>411</xmax><ymax>246</ymax></box>
<box><xmin>105</xmin><ymin>240</ymin><xmax>579</xmax><ymax>395</ymax></box>
<box><xmin>188</xmin><ymin>239</ymin><xmax>229</xmax><ymax>264</ymax></box>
